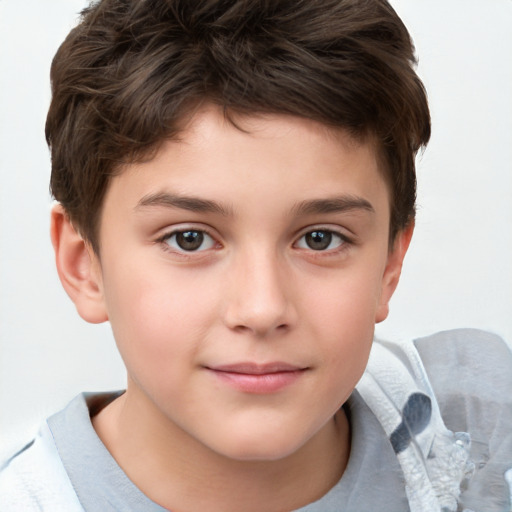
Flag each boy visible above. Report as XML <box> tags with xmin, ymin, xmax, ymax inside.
<box><xmin>1</xmin><ymin>0</ymin><xmax>511</xmax><ymax>511</ymax></box>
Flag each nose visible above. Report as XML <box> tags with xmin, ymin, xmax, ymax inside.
<box><xmin>223</xmin><ymin>248</ymin><xmax>297</xmax><ymax>337</ymax></box>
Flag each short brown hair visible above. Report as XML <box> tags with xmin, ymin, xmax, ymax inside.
<box><xmin>47</xmin><ymin>0</ymin><xmax>430</xmax><ymax>253</ymax></box>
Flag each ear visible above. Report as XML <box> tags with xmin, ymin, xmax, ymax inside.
<box><xmin>375</xmin><ymin>222</ymin><xmax>414</xmax><ymax>323</ymax></box>
<box><xmin>50</xmin><ymin>204</ymin><xmax>108</xmax><ymax>324</ymax></box>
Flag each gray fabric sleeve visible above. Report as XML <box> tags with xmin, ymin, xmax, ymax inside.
<box><xmin>414</xmin><ymin>328</ymin><xmax>512</xmax><ymax>512</ymax></box>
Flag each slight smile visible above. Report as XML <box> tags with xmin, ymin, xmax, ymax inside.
<box><xmin>205</xmin><ymin>363</ymin><xmax>309</xmax><ymax>394</ymax></box>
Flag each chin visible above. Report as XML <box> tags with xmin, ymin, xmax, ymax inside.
<box><xmin>222</xmin><ymin>445</ymin><xmax>300</xmax><ymax>463</ymax></box>
<box><xmin>210</xmin><ymin>428</ymin><xmax>310</xmax><ymax>463</ymax></box>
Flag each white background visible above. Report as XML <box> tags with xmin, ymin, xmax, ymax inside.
<box><xmin>1</xmin><ymin>0</ymin><xmax>511</xmax><ymax>456</ymax></box>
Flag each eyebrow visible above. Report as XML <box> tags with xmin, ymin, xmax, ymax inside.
<box><xmin>135</xmin><ymin>192</ymin><xmax>374</xmax><ymax>218</ymax></box>
<box><xmin>136</xmin><ymin>192</ymin><xmax>233</xmax><ymax>216</ymax></box>
<box><xmin>292</xmin><ymin>196</ymin><xmax>375</xmax><ymax>216</ymax></box>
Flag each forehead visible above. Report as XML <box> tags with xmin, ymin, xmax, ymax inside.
<box><xmin>101</xmin><ymin>105</ymin><xmax>390</xmax><ymax>227</ymax></box>
<box><xmin>180</xmin><ymin>106</ymin><xmax>377</xmax><ymax>168</ymax></box>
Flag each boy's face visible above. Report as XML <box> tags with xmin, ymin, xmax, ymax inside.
<box><xmin>74</xmin><ymin>105</ymin><xmax>408</xmax><ymax>461</ymax></box>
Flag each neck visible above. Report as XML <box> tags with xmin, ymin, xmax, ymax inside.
<box><xmin>92</xmin><ymin>388</ymin><xmax>350</xmax><ymax>512</ymax></box>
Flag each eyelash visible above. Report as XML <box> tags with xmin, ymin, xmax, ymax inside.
<box><xmin>155</xmin><ymin>226</ymin><xmax>354</xmax><ymax>257</ymax></box>
<box><xmin>156</xmin><ymin>227</ymin><xmax>219</xmax><ymax>256</ymax></box>
<box><xmin>294</xmin><ymin>228</ymin><xmax>353</xmax><ymax>254</ymax></box>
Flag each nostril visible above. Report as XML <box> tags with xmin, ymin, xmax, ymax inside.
<box><xmin>233</xmin><ymin>324</ymin><xmax>250</xmax><ymax>333</ymax></box>
<box><xmin>230</xmin><ymin>322</ymin><xmax>289</xmax><ymax>337</ymax></box>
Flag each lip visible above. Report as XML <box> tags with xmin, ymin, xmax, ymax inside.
<box><xmin>205</xmin><ymin>362</ymin><xmax>308</xmax><ymax>394</ymax></box>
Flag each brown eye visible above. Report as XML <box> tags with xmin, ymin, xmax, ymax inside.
<box><xmin>296</xmin><ymin>230</ymin><xmax>346</xmax><ymax>251</ymax></box>
<box><xmin>164</xmin><ymin>230</ymin><xmax>216</xmax><ymax>252</ymax></box>
<box><xmin>176</xmin><ymin>231</ymin><xmax>204</xmax><ymax>251</ymax></box>
<box><xmin>305</xmin><ymin>231</ymin><xmax>332</xmax><ymax>250</ymax></box>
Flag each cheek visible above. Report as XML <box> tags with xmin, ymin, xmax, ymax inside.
<box><xmin>303</xmin><ymin>265</ymin><xmax>383</xmax><ymax>385</ymax></box>
<box><xmin>306</xmin><ymin>264</ymin><xmax>383</xmax><ymax>335</ymax></box>
<box><xmin>102</xmin><ymin>262</ymin><xmax>220</xmax><ymax>377</ymax></box>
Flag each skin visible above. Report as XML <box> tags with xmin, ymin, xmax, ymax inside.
<box><xmin>51</xmin><ymin>105</ymin><xmax>412</xmax><ymax>511</ymax></box>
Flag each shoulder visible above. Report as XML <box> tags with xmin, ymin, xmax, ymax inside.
<box><xmin>414</xmin><ymin>328</ymin><xmax>512</xmax><ymax>407</ymax></box>
<box><xmin>0</xmin><ymin>421</ymin><xmax>83</xmax><ymax>512</ymax></box>
<box><xmin>413</xmin><ymin>328</ymin><xmax>512</xmax><ymax>432</ymax></box>
<box><xmin>414</xmin><ymin>327</ymin><xmax>512</xmax><ymax>372</ymax></box>
<box><xmin>414</xmin><ymin>328</ymin><xmax>512</xmax><ymax>511</ymax></box>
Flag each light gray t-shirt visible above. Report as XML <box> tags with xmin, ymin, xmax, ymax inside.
<box><xmin>46</xmin><ymin>389</ymin><xmax>409</xmax><ymax>512</ymax></box>
<box><xmin>3</xmin><ymin>329</ymin><xmax>512</xmax><ymax>511</ymax></box>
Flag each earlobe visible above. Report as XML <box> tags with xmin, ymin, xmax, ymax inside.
<box><xmin>50</xmin><ymin>204</ymin><xmax>108</xmax><ymax>324</ymax></box>
<box><xmin>375</xmin><ymin>223</ymin><xmax>414</xmax><ymax>324</ymax></box>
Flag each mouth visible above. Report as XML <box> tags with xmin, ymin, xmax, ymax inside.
<box><xmin>205</xmin><ymin>362</ymin><xmax>309</xmax><ymax>394</ymax></box>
